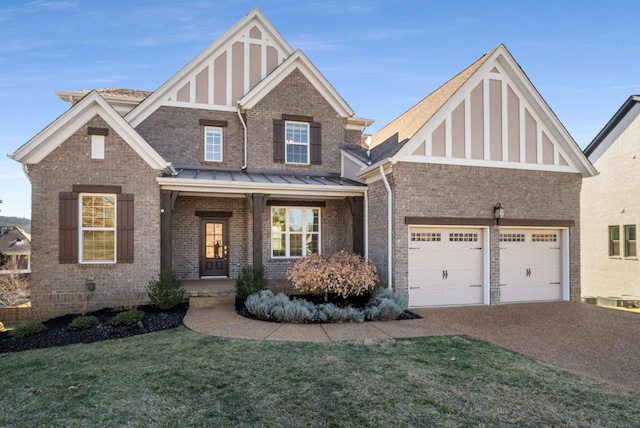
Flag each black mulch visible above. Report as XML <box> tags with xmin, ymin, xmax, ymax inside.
<box><xmin>0</xmin><ymin>303</ymin><xmax>188</xmax><ymax>354</ymax></box>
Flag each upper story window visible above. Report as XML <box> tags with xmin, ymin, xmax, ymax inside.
<box><xmin>609</xmin><ymin>225</ymin><xmax>620</xmax><ymax>257</ymax></box>
<box><xmin>285</xmin><ymin>121</ymin><xmax>309</xmax><ymax>164</ymax></box>
<box><xmin>204</xmin><ymin>126</ymin><xmax>223</xmax><ymax>162</ymax></box>
<box><xmin>80</xmin><ymin>194</ymin><xmax>116</xmax><ymax>263</ymax></box>
<box><xmin>625</xmin><ymin>225</ymin><xmax>636</xmax><ymax>257</ymax></box>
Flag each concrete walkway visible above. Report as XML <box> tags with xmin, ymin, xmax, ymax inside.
<box><xmin>184</xmin><ymin>301</ymin><xmax>640</xmax><ymax>393</ymax></box>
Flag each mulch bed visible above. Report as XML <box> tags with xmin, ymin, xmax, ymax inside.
<box><xmin>0</xmin><ymin>303</ymin><xmax>188</xmax><ymax>354</ymax></box>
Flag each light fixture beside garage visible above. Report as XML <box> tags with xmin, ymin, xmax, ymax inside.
<box><xmin>494</xmin><ymin>203</ymin><xmax>505</xmax><ymax>225</ymax></box>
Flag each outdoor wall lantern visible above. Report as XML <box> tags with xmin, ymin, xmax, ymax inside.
<box><xmin>494</xmin><ymin>202</ymin><xmax>505</xmax><ymax>225</ymax></box>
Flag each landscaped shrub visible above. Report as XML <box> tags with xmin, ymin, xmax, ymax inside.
<box><xmin>0</xmin><ymin>261</ymin><xmax>31</xmax><ymax>306</ymax></box>
<box><xmin>235</xmin><ymin>265</ymin><xmax>268</xmax><ymax>307</ymax></box>
<box><xmin>364</xmin><ymin>288</ymin><xmax>408</xmax><ymax>321</ymax></box>
<box><xmin>68</xmin><ymin>315</ymin><xmax>99</xmax><ymax>331</ymax></box>
<box><xmin>10</xmin><ymin>321</ymin><xmax>46</xmax><ymax>338</ymax></box>
<box><xmin>147</xmin><ymin>271</ymin><xmax>184</xmax><ymax>310</ymax></box>
<box><xmin>286</xmin><ymin>250</ymin><xmax>378</xmax><ymax>301</ymax></box>
<box><xmin>111</xmin><ymin>310</ymin><xmax>145</xmax><ymax>327</ymax></box>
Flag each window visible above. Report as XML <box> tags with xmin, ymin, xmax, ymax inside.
<box><xmin>204</xmin><ymin>127</ymin><xmax>223</xmax><ymax>162</ymax></box>
<box><xmin>609</xmin><ymin>225</ymin><xmax>620</xmax><ymax>256</ymax></box>
<box><xmin>625</xmin><ymin>225</ymin><xmax>636</xmax><ymax>257</ymax></box>
<box><xmin>500</xmin><ymin>233</ymin><xmax>525</xmax><ymax>242</ymax></box>
<box><xmin>271</xmin><ymin>207</ymin><xmax>320</xmax><ymax>257</ymax></box>
<box><xmin>285</xmin><ymin>121</ymin><xmax>309</xmax><ymax>164</ymax></box>
<box><xmin>532</xmin><ymin>233</ymin><xmax>557</xmax><ymax>242</ymax></box>
<box><xmin>411</xmin><ymin>232</ymin><xmax>441</xmax><ymax>242</ymax></box>
<box><xmin>449</xmin><ymin>232</ymin><xmax>478</xmax><ymax>242</ymax></box>
<box><xmin>80</xmin><ymin>194</ymin><xmax>116</xmax><ymax>263</ymax></box>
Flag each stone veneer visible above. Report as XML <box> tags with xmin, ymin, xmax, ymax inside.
<box><xmin>367</xmin><ymin>162</ymin><xmax>582</xmax><ymax>304</ymax></box>
<box><xmin>28</xmin><ymin>115</ymin><xmax>162</xmax><ymax>319</ymax></box>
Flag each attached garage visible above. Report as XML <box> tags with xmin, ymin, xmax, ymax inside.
<box><xmin>499</xmin><ymin>228</ymin><xmax>565</xmax><ymax>303</ymax></box>
<box><xmin>408</xmin><ymin>227</ymin><xmax>488</xmax><ymax>307</ymax></box>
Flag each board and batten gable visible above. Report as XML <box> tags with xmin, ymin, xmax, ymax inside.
<box><xmin>581</xmin><ymin>98</ymin><xmax>640</xmax><ymax>299</ymax></box>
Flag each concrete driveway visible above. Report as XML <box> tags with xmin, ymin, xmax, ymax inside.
<box><xmin>412</xmin><ymin>302</ymin><xmax>640</xmax><ymax>393</ymax></box>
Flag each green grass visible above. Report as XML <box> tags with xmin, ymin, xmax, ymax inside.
<box><xmin>0</xmin><ymin>328</ymin><xmax>638</xmax><ymax>427</ymax></box>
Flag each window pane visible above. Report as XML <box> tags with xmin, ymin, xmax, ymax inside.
<box><xmin>205</xmin><ymin>127</ymin><xmax>222</xmax><ymax>161</ymax></box>
<box><xmin>272</xmin><ymin>208</ymin><xmax>286</xmax><ymax>232</ymax></box>
<box><xmin>289</xmin><ymin>209</ymin><xmax>302</xmax><ymax>233</ymax></box>
<box><xmin>290</xmin><ymin>233</ymin><xmax>303</xmax><ymax>257</ymax></box>
<box><xmin>306</xmin><ymin>233</ymin><xmax>319</xmax><ymax>255</ymax></box>
<box><xmin>286</xmin><ymin>144</ymin><xmax>308</xmax><ymax>164</ymax></box>
<box><xmin>286</xmin><ymin>122</ymin><xmax>309</xmax><ymax>144</ymax></box>
<box><xmin>82</xmin><ymin>230</ymin><xmax>115</xmax><ymax>262</ymax></box>
<box><xmin>272</xmin><ymin>233</ymin><xmax>286</xmax><ymax>257</ymax></box>
<box><xmin>610</xmin><ymin>226</ymin><xmax>620</xmax><ymax>256</ymax></box>
<box><xmin>306</xmin><ymin>208</ymin><xmax>319</xmax><ymax>232</ymax></box>
<box><xmin>625</xmin><ymin>225</ymin><xmax>636</xmax><ymax>257</ymax></box>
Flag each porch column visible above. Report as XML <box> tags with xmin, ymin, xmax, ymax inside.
<box><xmin>160</xmin><ymin>190</ymin><xmax>173</xmax><ymax>272</ymax></box>
<box><xmin>248</xmin><ymin>193</ymin><xmax>269</xmax><ymax>267</ymax></box>
<box><xmin>348</xmin><ymin>196</ymin><xmax>365</xmax><ymax>256</ymax></box>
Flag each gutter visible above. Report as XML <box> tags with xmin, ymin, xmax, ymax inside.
<box><xmin>379</xmin><ymin>165</ymin><xmax>392</xmax><ymax>289</ymax></box>
<box><xmin>237</xmin><ymin>103</ymin><xmax>248</xmax><ymax>170</ymax></box>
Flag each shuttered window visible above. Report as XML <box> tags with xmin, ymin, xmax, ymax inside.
<box><xmin>59</xmin><ymin>190</ymin><xmax>134</xmax><ymax>264</ymax></box>
<box><xmin>273</xmin><ymin>119</ymin><xmax>321</xmax><ymax>165</ymax></box>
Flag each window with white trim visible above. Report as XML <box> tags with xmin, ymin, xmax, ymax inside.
<box><xmin>625</xmin><ymin>225</ymin><xmax>636</xmax><ymax>257</ymax></box>
<box><xmin>204</xmin><ymin>126</ymin><xmax>223</xmax><ymax>162</ymax></box>
<box><xmin>91</xmin><ymin>135</ymin><xmax>105</xmax><ymax>160</ymax></box>
<box><xmin>271</xmin><ymin>207</ymin><xmax>320</xmax><ymax>257</ymax></box>
<box><xmin>285</xmin><ymin>121</ymin><xmax>309</xmax><ymax>164</ymax></box>
<box><xmin>80</xmin><ymin>194</ymin><xmax>116</xmax><ymax>263</ymax></box>
<box><xmin>609</xmin><ymin>225</ymin><xmax>620</xmax><ymax>257</ymax></box>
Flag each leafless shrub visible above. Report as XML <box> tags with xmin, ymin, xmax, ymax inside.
<box><xmin>0</xmin><ymin>261</ymin><xmax>31</xmax><ymax>307</ymax></box>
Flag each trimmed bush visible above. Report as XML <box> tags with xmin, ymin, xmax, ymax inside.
<box><xmin>112</xmin><ymin>310</ymin><xmax>145</xmax><ymax>327</ymax></box>
<box><xmin>69</xmin><ymin>315</ymin><xmax>99</xmax><ymax>331</ymax></box>
<box><xmin>235</xmin><ymin>265</ymin><xmax>268</xmax><ymax>307</ymax></box>
<box><xmin>147</xmin><ymin>271</ymin><xmax>184</xmax><ymax>310</ymax></box>
<box><xmin>10</xmin><ymin>321</ymin><xmax>46</xmax><ymax>338</ymax></box>
<box><xmin>287</xmin><ymin>250</ymin><xmax>378</xmax><ymax>300</ymax></box>
<box><xmin>365</xmin><ymin>288</ymin><xmax>408</xmax><ymax>321</ymax></box>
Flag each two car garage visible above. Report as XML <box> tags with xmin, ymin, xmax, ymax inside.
<box><xmin>408</xmin><ymin>226</ymin><xmax>566</xmax><ymax>307</ymax></box>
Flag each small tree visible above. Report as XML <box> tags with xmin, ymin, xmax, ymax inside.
<box><xmin>0</xmin><ymin>261</ymin><xmax>30</xmax><ymax>306</ymax></box>
<box><xmin>287</xmin><ymin>250</ymin><xmax>378</xmax><ymax>301</ymax></box>
<box><xmin>235</xmin><ymin>265</ymin><xmax>268</xmax><ymax>308</ymax></box>
<box><xmin>147</xmin><ymin>271</ymin><xmax>184</xmax><ymax>310</ymax></box>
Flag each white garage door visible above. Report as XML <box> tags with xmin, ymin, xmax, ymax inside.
<box><xmin>408</xmin><ymin>227</ymin><xmax>485</xmax><ymax>307</ymax></box>
<box><xmin>500</xmin><ymin>229</ymin><xmax>563</xmax><ymax>303</ymax></box>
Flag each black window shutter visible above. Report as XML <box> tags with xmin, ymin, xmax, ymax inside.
<box><xmin>273</xmin><ymin>119</ymin><xmax>285</xmax><ymax>163</ymax></box>
<box><xmin>310</xmin><ymin>122</ymin><xmax>321</xmax><ymax>165</ymax></box>
<box><xmin>59</xmin><ymin>192</ymin><xmax>78</xmax><ymax>264</ymax></box>
<box><xmin>117</xmin><ymin>194</ymin><xmax>134</xmax><ymax>263</ymax></box>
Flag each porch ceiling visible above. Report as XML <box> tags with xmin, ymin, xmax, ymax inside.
<box><xmin>156</xmin><ymin>165</ymin><xmax>367</xmax><ymax>197</ymax></box>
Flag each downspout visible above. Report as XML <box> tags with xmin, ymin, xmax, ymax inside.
<box><xmin>237</xmin><ymin>103</ymin><xmax>248</xmax><ymax>170</ymax></box>
<box><xmin>22</xmin><ymin>164</ymin><xmax>30</xmax><ymax>183</ymax></box>
<box><xmin>379</xmin><ymin>165</ymin><xmax>392</xmax><ymax>290</ymax></box>
<box><xmin>364</xmin><ymin>187</ymin><xmax>369</xmax><ymax>261</ymax></box>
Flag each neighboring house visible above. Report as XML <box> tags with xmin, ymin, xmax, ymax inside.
<box><xmin>581</xmin><ymin>96</ymin><xmax>640</xmax><ymax>300</ymax></box>
<box><xmin>0</xmin><ymin>227</ymin><xmax>31</xmax><ymax>273</ymax></box>
<box><xmin>343</xmin><ymin>44</ymin><xmax>595</xmax><ymax>307</ymax></box>
<box><xmin>9</xmin><ymin>9</ymin><xmax>596</xmax><ymax>318</ymax></box>
<box><xmin>10</xmin><ymin>8</ymin><xmax>370</xmax><ymax>318</ymax></box>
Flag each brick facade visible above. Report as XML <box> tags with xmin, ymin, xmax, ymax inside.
<box><xmin>136</xmin><ymin>106</ymin><xmax>244</xmax><ymax>167</ymax></box>
<box><xmin>28</xmin><ymin>115</ymin><xmax>162</xmax><ymax>319</ymax></box>
<box><xmin>367</xmin><ymin>162</ymin><xmax>582</xmax><ymax>303</ymax></box>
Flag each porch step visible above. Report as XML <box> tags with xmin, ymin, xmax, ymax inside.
<box><xmin>189</xmin><ymin>295</ymin><xmax>235</xmax><ymax>308</ymax></box>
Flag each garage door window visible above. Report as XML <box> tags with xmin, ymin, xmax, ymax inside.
<box><xmin>411</xmin><ymin>232</ymin><xmax>441</xmax><ymax>242</ymax></box>
<box><xmin>500</xmin><ymin>233</ymin><xmax>525</xmax><ymax>242</ymax></box>
<box><xmin>609</xmin><ymin>226</ymin><xmax>620</xmax><ymax>257</ymax></box>
<box><xmin>625</xmin><ymin>225</ymin><xmax>636</xmax><ymax>257</ymax></box>
<box><xmin>532</xmin><ymin>233</ymin><xmax>557</xmax><ymax>242</ymax></box>
<box><xmin>449</xmin><ymin>232</ymin><xmax>478</xmax><ymax>242</ymax></box>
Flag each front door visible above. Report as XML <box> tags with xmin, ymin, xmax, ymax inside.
<box><xmin>200</xmin><ymin>219</ymin><xmax>229</xmax><ymax>277</ymax></box>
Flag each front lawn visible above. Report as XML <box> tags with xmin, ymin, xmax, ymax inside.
<box><xmin>1</xmin><ymin>328</ymin><xmax>637</xmax><ymax>427</ymax></box>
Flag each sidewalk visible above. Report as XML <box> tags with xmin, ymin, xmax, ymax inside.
<box><xmin>183</xmin><ymin>304</ymin><xmax>458</xmax><ymax>342</ymax></box>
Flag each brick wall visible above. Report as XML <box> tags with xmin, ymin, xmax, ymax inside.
<box><xmin>28</xmin><ymin>115</ymin><xmax>162</xmax><ymax>319</ymax></box>
<box><xmin>374</xmin><ymin>162</ymin><xmax>582</xmax><ymax>302</ymax></box>
<box><xmin>136</xmin><ymin>106</ymin><xmax>243</xmax><ymax>167</ymax></box>
<box><xmin>366</xmin><ymin>179</ymin><xmax>390</xmax><ymax>286</ymax></box>
<box><xmin>246</xmin><ymin>69</ymin><xmax>348</xmax><ymax>173</ymax></box>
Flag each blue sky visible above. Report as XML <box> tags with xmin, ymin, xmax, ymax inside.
<box><xmin>1</xmin><ymin>0</ymin><xmax>639</xmax><ymax>218</ymax></box>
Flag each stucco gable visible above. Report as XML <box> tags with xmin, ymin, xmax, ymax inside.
<box><xmin>10</xmin><ymin>91</ymin><xmax>172</xmax><ymax>173</ymax></box>
<box><xmin>363</xmin><ymin>44</ymin><xmax>596</xmax><ymax>178</ymax></box>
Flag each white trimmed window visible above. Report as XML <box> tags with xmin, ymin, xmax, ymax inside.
<box><xmin>271</xmin><ymin>207</ymin><xmax>320</xmax><ymax>258</ymax></box>
<box><xmin>80</xmin><ymin>194</ymin><xmax>116</xmax><ymax>263</ymax></box>
<box><xmin>285</xmin><ymin>121</ymin><xmax>309</xmax><ymax>164</ymax></box>
<box><xmin>205</xmin><ymin>126</ymin><xmax>223</xmax><ymax>162</ymax></box>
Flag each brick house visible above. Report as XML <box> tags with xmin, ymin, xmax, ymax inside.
<box><xmin>581</xmin><ymin>96</ymin><xmax>640</xmax><ymax>302</ymax></box>
<box><xmin>344</xmin><ymin>45</ymin><xmax>596</xmax><ymax>307</ymax></box>
<box><xmin>10</xmin><ymin>10</ymin><xmax>595</xmax><ymax>317</ymax></box>
<box><xmin>0</xmin><ymin>227</ymin><xmax>31</xmax><ymax>274</ymax></box>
